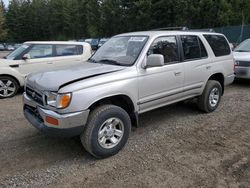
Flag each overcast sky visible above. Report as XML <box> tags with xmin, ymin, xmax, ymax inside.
<box><xmin>2</xmin><ymin>0</ymin><xmax>9</xmax><ymax>7</ymax></box>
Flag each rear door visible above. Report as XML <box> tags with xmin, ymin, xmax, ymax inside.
<box><xmin>51</xmin><ymin>44</ymin><xmax>84</xmax><ymax>69</ymax></box>
<box><xmin>180</xmin><ymin>35</ymin><xmax>211</xmax><ymax>97</ymax></box>
<box><xmin>138</xmin><ymin>36</ymin><xmax>184</xmax><ymax>113</ymax></box>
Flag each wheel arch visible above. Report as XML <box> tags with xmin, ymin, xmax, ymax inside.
<box><xmin>88</xmin><ymin>94</ymin><xmax>139</xmax><ymax>127</ymax></box>
<box><xmin>0</xmin><ymin>74</ymin><xmax>21</xmax><ymax>87</ymax></box>
<box><xmin>208</xmin><ymin>73</ymin><xmax>225</xmax><ymax>95</ymax></box>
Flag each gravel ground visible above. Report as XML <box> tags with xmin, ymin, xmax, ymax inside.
<box><xmin>0</xmin><ymin>52</ymin><xmax>250</xmax><ymax>187</ymax></box>
<box><xmin>0</xmin><ymin>80</ymin><xmax>249</xmax><ymax>188</ymax></box>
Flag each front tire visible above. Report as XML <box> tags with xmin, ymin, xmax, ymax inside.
<box><xmin>0</xmin><ymin>76</ymin><xmax>19</xmax><ymax>99</ymax></box>
<box><xmin>198</xmin><ymin>80</ymin><xmax>222</xmax><ymax>113</ymax></box>
<box><xmin>81</xmin><ymin>105</ymin><xmax>131</xmax><ymax>158</ymax></box>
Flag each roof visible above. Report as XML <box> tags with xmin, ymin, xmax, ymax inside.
<box><xmin>116</xmin><ymin>30</ymin><xmax>223</xmax><ymax>37</ymax></box>
<box><xmin>24</xmin><ymin>41</ymin><xmax>90</xmax><ymax>46</ymax></box>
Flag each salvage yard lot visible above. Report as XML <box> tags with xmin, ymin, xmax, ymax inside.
<box><xmin>0</xmin><ymin>80</ymin><xmax>249</xmax><ymax>187</ymax></box>
<box><xmin>0</xmin><ymin>51</ymin><xmax>249</xmax><ymax>187</ymax></box>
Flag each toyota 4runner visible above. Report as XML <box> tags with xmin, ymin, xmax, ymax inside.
<box><xmin>23</xmin><ymin>30</ymin><xmax>235</xmax><ymax>158</ymax></box>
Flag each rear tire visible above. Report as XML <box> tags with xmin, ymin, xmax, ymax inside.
<box><xmin>198</xmin><ymin>80</ymin><xmax>222</xmax><ymax>113</ymax></box>
<box><xmin>81</xmin><ymin>105</ymin><xmax>131</xmax><ymax>158</ymax></box>
<box><xmin>0</xmin><ymin>76</ymin><xmax>19</xmax><ymax>99</ymax></box>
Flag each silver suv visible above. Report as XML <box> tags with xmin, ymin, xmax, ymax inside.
<box><xmin>23</xmin><ymin>31</ymin><xmax>235</xmax><ymax>158</ymax></box>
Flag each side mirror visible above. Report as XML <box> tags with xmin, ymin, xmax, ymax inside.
<box><xmin>22</xmin><ymin>54</ymin><xmax>31</xmax><ymax>60</ymax></box>
<box><xmin>144</xmin><ymin>54</ymin><xmax>164</xmax><ymax>68</ymax></box>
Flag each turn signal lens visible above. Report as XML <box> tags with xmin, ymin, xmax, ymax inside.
<box><xmin>58</xmin><ymin>93</ymin><xmax>71</xmax><ymax>108</ymax></box>
<box><xmin>46</xmin><ymin>116</ymin><xmax>59</xmax><ymax>126</ymax></box>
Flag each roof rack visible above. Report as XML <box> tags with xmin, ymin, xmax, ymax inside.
<box><xmin>151</xmin><ymin>27</ymin><xmax>215</xmax><ymax>32</ymax></box>
<box><xmin>151</xmin><ymin>27</ymin><xmax>189</xmax><ymax>31</ymax></box>
<box><xmin>188</xmin><ymin>28</ymin><xmax>215</xmax><ymax>32</ymax></box>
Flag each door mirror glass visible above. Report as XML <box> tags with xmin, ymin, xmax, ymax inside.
<box><xmin>22</xmin><ymin>54</ymin><xmax>31</xmax><ymax>60</ymax></box>
<box><xmin>144</xmin><ymin>54</ymin><xmax>164</xmax><ymax>68</ymax></box>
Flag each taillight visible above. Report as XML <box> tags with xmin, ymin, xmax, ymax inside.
<box><xmin>233</xmin><ymin>59</ymin><xmax>236</xmax><ymax>72</ymax></box>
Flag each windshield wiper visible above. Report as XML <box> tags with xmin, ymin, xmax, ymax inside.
<box><xmin>98</xmin><ymin>59</ymin><xmax>122</xmax><ymax>66</ymax></box>
<box><xmin>88</xmin><ymin>58</ymin><xmax>97</xmax><ymax>63</ymax></box>
<box><xmin>235</xmin><ymin>50</ymin><xmax>250</xmax><ymax>52</ymax></box>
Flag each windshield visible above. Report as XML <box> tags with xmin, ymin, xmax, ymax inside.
<box><xmin>5</xmin><ymin>44</ymin><xmax>30</xmax><ymax>60</ymax></box>
<box><xmin>90</xmin><ymin>36</ymin><xmax>148</xmax><ymax>66</ymax></box>
<box><xmin>234</xmin><ymin>39</ymin><xmax>250</xmax><ymax>52</ymax></box>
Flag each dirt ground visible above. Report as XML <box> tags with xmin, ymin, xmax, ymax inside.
<box><xmin>0</xmin><ymin>51</ymin><xmax>250</xmax><ymax>187</ymax></box>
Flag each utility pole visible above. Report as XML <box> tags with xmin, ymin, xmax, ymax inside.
<box><xmin>239</xmin><ymin>11</ymin><xmax>244</xmax><ymax>43</ymax></box>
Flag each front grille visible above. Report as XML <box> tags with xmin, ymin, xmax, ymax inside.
<box><xmin>237</xmin><ymin>61</ymin><xmax>250</xmax><ymax>67</ymax></box>
<box><xmin>24</xmin><ymin>105</ymin><xmax>44</xmax><ymax>123</ymax></box>
<box><xmin>26</xmin><ymin>87</ymin><xmax>44</xmax><ymax>105</ymax></box>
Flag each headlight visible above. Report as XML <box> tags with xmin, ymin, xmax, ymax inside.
<box><xmin>45</xmin><ymin>92</ymin><xmax>72</xmax><ymax>109</ymax></box>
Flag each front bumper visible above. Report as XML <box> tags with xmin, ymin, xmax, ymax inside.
<box><xmin>235</xmin><ymin>66</ymin><xmax>250</xmax><ymax>79</ymax></box>
<box><xmin>23</xmin><ymin>92</ymin><xmax>89</xmax><ymax>137</ymax></box>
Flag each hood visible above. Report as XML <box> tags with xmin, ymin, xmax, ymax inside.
<box><xmin>27</xmin><ymin>62</ymin><xmax>125</xmax><ymax>91</ymax></box>
<box><xmin>233</xmin><ymin>52</ymin><xmax>250</xmax><ymax>61</ymax></box>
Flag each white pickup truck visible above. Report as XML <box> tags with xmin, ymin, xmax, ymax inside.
<box><xmin>0</xmin><ymin>41</ymin><xmax>92</xmax><ymax>98</ymax></box>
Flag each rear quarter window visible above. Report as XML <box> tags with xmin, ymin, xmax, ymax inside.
<box><xmin>203</xmin><ymin>35</ymin><xmax>231</xmax><ymax>57</ymax></box>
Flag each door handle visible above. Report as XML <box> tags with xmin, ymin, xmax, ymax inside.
<box><xmin>174</xmin><ymin>72</ymin><xmax>182</xmax><ymax>76</ymax></box>
<box><xmin>47</xmin><ymin>62</ymin><xmax>53</xmax><ymax>64</ymax></box>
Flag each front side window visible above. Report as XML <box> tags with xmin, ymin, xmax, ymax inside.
<box><xmin>203</xmin><ymin>34</ymin><xmax>231</xmax><ymax>56</ymax></box>
<box><xmin>6</xmin><ymin>44</ymin><xmax>30</xmax><ymax>60</ymax></box>
<box><xmin>55</xmin><ymin>45</ymin><xmax>82</xmax><ymax>56</ymax></box>
<box><xmin>90</xmin><ymin>36</ymin><xmax>148</xmax><ymax>66</ymax></box>
<box><xmin>27</xmin><ymin>45</ymin><xmax>53</xmax><ymax>59</ymax></box>
<box><xmin>181</xmin><ymin>35</ymin><xmax>208</xmax><ymax>60</ymax></box>
<box><xmin>148</xmin><ymin>36</ymin><xmax>179</xmax><ymax>64</ymax></box>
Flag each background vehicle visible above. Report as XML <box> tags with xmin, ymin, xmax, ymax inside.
<box><xmin>233</xmin><ymin>39</ymin><xmax>250</xmax><ymax>79</ymax></box>
<box><xmin>98</xmin><ymin>38</ymin><xmax>109</xmax><ymax>48</ymax></box>
<box><xmin>85</xmin><ymin>38</ymin><xmax>100</xmax><ymax>50</ymax></box>
<box><xmin>23</xmin><ymin>31</ymin><xmax>235</xmax><ymax>159</ymax></box>
<box><xmin>0</xmin><ymin>44</ymin><xmax>5</xmax><ymax>51</ymax></box>
<box><xmin>6</xmin><ymin>45</ymin><xmax>15</xmax><ymax>51</ymax></box>
<box><xmin>0</xmin><ymin>41</ymin><xmax>92</xmax><ymax>98</ymax></box>
<box><xmin>14</xmin><ymin>44</ymin><xmax>22</xmax><ymax>49</ymax></box>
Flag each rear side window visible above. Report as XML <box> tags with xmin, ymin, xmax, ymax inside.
<box><xmin>181</xmin><ymin>35</ymin><xmax>208</xmax><ymax>60</ymax></box>
<box><xmin>203</xmin><ymin>35</ymin><xmax>230</xmax><ymax>56</ymax></box>
<box><xmin>148</xmin><ymin>36</ymin><xmax>179</xmax><ymax>64</ymax></box>
<box><xmin>55</xmin><ymin>45</ymin><xmax>83</xmax><ymax>56</ymax></box>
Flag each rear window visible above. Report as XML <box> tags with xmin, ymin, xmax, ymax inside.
<box><xmin>55</xmin><ymin>45</ymin><xmax>83</xmax><ymax>56</ymax></box>
<box><xmin>203</xmin><ymin>35</ymin><xmax>230</xmax><ymax>57</ymax></box>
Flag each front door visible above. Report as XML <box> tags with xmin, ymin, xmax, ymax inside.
<box><xmin>17</xmin><ymin>44</ymin><xmax>54</xmax><ymax>76</ymax></box>
<box><xmin>138</xmin><ymin>36</ymin><xmax>184</xmax><ymax>113</ymax></box>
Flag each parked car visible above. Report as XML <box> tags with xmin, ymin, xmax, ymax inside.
<box><xmin>0</xmin><ymin>44</ymin><xmax>5</xmax><ymax>51</ymax></box>
<box><xmin>0</xmin><ymin>41</ymin><xmax>92</xmax><ymax>98</ymax></box>
<box><xmin>233</xmin><ymin>39</ymin><xmax>250</xmax><ymax>79</ymax></box>
<box><xmin>23</xmin><ymin>31</ymin><xmax>235</xmax><ymax>158</ymax></box>
<box><xmin>14</xmin><ymin>43</ymin><xmax>22</xmax><ymax>49</ymax></box>
<box><xmin>6</xmin><ymin>45</ymin><xmax>15</xmax><ymax>51</ymax></box>
<box><xmin>98</xmin><ymin>38</ymin><xmax>109</xmax><ymax>48</ymax></box>
<box><xmin>85</xmin><ymin>38</ymin><xmax>100</xmax><ymax>50</ymax></box>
